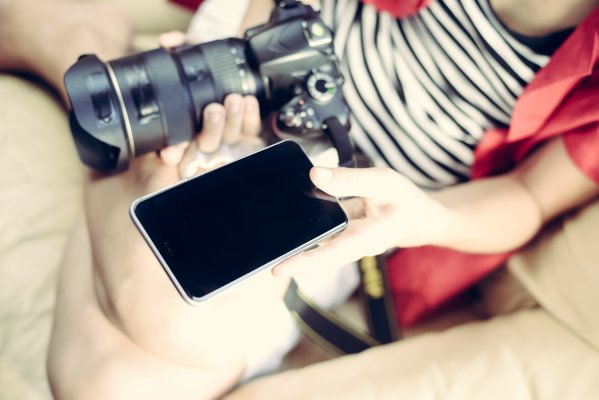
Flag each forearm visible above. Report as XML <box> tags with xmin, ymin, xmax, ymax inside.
<box><xmin>431</xmin><ymin>137</ymin><xmax>599</xmax><ymax>254</ymax></box>
<box><xmin>431</xmin><ymin>174</ymin><xmax>543</xmax><ymax>253</ymax></box>
<box><xmin>0</xmin><ymin>0</ymin><xmax>132</xmax><ymax>102</ymax></box>
<box><xmin>237</xmin><ymin>0</ymin><xmax>274</xmax><ymax>36</ymax></box>
<box><xmin>236</xmin><ymin>0</ymin><xmax>321</xmax><ymax>36</ymax></box>
<box><xmin>0</xmin><ymin>1</ymin><xmax>29</xmax><ymax>72</ymax></box>
<box><xmin>0</xmin><ymin>0</ymin><xmax>73</xmax><ymax>98</ymax></box>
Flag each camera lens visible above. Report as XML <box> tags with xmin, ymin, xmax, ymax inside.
<box><xmin>65</xmin><ymin>38</ymin><xmax>264</xmax><ymax>172</ymax></box>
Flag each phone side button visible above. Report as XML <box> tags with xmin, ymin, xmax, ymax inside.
<box><xmin>304</xmin><ymin>243</ymin><xmax>320</xmax><ymax>252</ymax></box>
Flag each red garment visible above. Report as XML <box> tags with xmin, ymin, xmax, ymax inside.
<box><xmin>361</xmin><ymin>0</ymin><xmax>431</xmax><ymax>17</ymax></box>
<box><xmin>169</xmin><ymin>0</ymin><xmax>431</xmax><ymax>15</ymax></box>
<box><xmin>168</xmin><ymin>0</ymin><xmax>204</xmax><ymax>11</ymax></box>
<box><xmin>386</xmin><ymin>4</ymin><xmax>599</xmax><ymax>327</ymax></box>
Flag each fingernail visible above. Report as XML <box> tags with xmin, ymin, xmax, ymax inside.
<box><xmin>161</xmin><ymin>31</ymin><xmax>183</xmax><ymax>47</ymax></box>
<box><xmin>183</xmin><ymin>162</ymin><xmax>198</xmax><ymax>178</ymax></box>
<box><xmin>229</xmin><ymin>100</ymin><xmax>241</xmax><ymax>115</ymax></box>
<box><xmin>245</xmin><ymin>97</ymin><xmax>256</xmax><ymax>113</ymax></box>
<box><xmin>313</xmin><ymin>167</ymin><xmax>333</xmax><ymax>182</ymax></box>
<box><xmin>208</xmin><ymin>109</ymin><xmax>222</xmax><ymax>124</ymax></box>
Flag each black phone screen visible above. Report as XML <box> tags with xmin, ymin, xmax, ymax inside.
<box><xmin>131</xmin><ymin>141</ymin><xmax>348</xmax><ymax>301</ymax></box>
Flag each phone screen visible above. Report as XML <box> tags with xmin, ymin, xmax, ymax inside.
<box><xmin>131</xmin><ymin>141</ymin><xmax>348</xmax><ymax>302</ymax></box>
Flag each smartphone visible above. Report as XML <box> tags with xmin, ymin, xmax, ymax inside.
<box><xmin>130</xmin><ymin>140</ymin><xmax>348</xmax><ymax>303</ymax></box>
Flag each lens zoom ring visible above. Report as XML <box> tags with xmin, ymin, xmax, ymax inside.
<box><xmin>201</xmin><ymin>41</ymin><xmax>244</xmax><ymax>99</ymax></box>
<box><xmin>143</xmin><ymin>49</ymin><xmax>193</xmax><ymax>145</ymax></box>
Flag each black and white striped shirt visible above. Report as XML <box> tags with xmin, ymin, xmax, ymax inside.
<box><xmin>320</xmin><ymin>0</ymin><xmax>570</xmax><ymax>188</ymax></box>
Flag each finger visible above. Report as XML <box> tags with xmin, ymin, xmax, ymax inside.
<box><xmin>159</xmin><ymin>142</ymin><xmax>188</xmax><ymax>166</ymax></box>
<box><xmin>178</xmin><ymin>140</ymin><xmax>220</xmax><ymax>179</ymax></box>
<box><xmin>303</xmin><ymin>0</ymin><xmax>321</xmax><ymax>11</ymax></box>
<box><xmin>159</xmin><ymin>31</ymin><xmax>187</xmax><ymax>48</ymax></box>
<box><xmin>241</xmin><ymin>96</ymin><xmax>261</xmax><ymax>137</ymax></box>
<box><xmin>179</xmin><ymin>139</ymin><xmax>237</xmax><ymax>178</ymax></box>
<box><xmin>177</xmin><ymin>139</ymin><xmax>200</xmax><ymax>178</ymax></box>
<box><xmin>310</xmin><ymin>166</ymin><xmax>406</xmax><ymax>201</ymax></box>
<box><xmin>272</xmin><ymin>221</ymin><xmax>372</xmax><ymax>277</ymax></box>
<box><xmin>222</xmin><ymin>94</ymin><xmax>245</xmax><ymax>145</ymax></box>
<box><xmin>340</xmin><ymin>197</ymin><xmax>366</xmax><ymax>219</ymax></box>
<box><xmin>272</xmin><ymin>219</ymin><xmax>378</xmax><ymax>277</ymax></box>
<box><xmin>199</xmin><ymin>103</ymin><xmax>226</xmax><ymax>153</ymax></box>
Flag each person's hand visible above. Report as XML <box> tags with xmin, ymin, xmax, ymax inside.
<box><xmin>272</xmin><ymin>166</ymin><xmax>457</xmax><ymax>277</ymax></box>
<box><xmin>157</xmin><ymin>31</ymin><xmax>263</xmax><ymax>179</ymax></box>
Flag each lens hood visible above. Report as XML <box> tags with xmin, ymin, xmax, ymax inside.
<box><xmin>64</xmin><ymin>54</ymin><xmax>132</xmax><ymax>171</ymax></box>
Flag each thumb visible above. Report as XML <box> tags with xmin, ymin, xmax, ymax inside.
<box><xmin>159</xmin><ymin>142</ymin><xmax>188</xmax><ymax>166</ymax></box>
<box><xmin>310</xmin><ymin>167</ymin><xmax>398</xmax><ymax>200</ymax></box>
<box><xmin>159</xmin><ymin>31</ymin><xmax>187</xmax><ymax>48</ymax></box>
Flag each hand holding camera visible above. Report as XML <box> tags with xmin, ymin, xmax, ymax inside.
<box><xmin>158</xmin><ymin>31</ymin><xmax>264</xmax><ymax>178</ymax></box>
<box><xmin>64</xmin><ymin>0</ymin><xmax>353</xmax><ymax>174</ymax></box>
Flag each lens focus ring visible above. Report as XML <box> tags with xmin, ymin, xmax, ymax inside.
<box><xmin>200</xmin><ymin>41</ymin><xmax>246</xmax><ymax>100</ymax></box>
<box><xmin>143</xmin><ymin>49</ymin><xmax>193</xmax><ymax>145</ymax></box>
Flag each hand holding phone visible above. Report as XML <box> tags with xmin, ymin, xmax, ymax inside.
<box><xmin>131</xmin><ymin>141</ymin><xmax>348</xmax><ymax>303</ymax></box>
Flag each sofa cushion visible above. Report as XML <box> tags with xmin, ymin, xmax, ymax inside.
<box><xmin>508</xmin><ymin>197</ymin><xmax>599</xmax><ymax>352</ymax></box>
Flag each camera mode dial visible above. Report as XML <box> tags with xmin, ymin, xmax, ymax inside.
<box><xmin>307</xmin><ymin>72</ymin><xmax>336</xmax><ymax>103</ymax></box>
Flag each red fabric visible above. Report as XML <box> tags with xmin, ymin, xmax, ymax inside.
<box><xmin>169</xmin><ymin>0</ymin><xmax>432</xmax><ymax>18</ymax></box>
<box><xmin>168</xmin><ymin>0</ymin><xmax>204</xmax><ymax>11</ymax></box>
<box><xmin>361</xmin><ymin>0</ymin><xmax>432</xmax><ymax>17</ymax></box>
<box><xmin>388</xmin><ymin>5</ymin><xmax>599</xmax><ymax>327</ymax></box>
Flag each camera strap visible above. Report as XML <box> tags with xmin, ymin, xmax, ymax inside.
<box><xmin>323</xmin><ymin>117</ymin><xmax>354</xmax><ymax>167</ymax></box>
<box><xmin>284</xmin><ymin>254</ymin><xmax>401</xmax><ymax>355</ymax></box>
<box><xmin>274</xmin><ymin>0</ymin><xmax>301</xmax><ymax>6</ymax></box>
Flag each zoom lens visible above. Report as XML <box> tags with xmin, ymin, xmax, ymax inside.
<box><xmin>65</xmin><ymin>38</ymin><xmax>264</xmax><ymax>172</ymax></box>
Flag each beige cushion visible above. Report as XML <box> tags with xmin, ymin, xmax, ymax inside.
<box><xmin>0</xmin><ymin>75</ymin><xmax>82</xmax><ymax>400</ymax></box>
<box><xmin>239</xmin><ymin>308</ymin><xmax>599</xmax><ymax>399</ymax></box>
<box><xmin>508</xmin><ymin>197</ymin><xmax>599</xmax><ymax>351</ymax></box>
<box><xmin>81</xmin><ymin>0</ymin><xmax>191</xmax><ymax>34</ymax></box>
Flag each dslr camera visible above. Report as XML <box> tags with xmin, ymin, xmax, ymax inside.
<box><xmin>65</xmin><ymin>0</ymin><xmax>353</xmax><ymax>172</ymax></box>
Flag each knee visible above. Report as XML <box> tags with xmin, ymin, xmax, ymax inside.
<box><xmin>47</xmin><ymin>334</ymin><xmax>244</xmax><ymax>400</ymax></box>
<box><xmin>46</xmin><ymin>304</ymin><xmax>128</xmax><ymax>400</ymax></box>
<box><xmin>47</xmin><ymin>343</ymin><xmax>106</xmax><ymax>400</ymax></box>
<box><xmin>47</xmin><ymin>340</ymin><xmax>139</xmax><ymax>400</ymax></box>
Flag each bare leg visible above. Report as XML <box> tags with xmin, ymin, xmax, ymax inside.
<box><xmin>47</xmin><ymin>154</ymin><xmax>291</xmax><ymax>399</ymax></box>
<box><xmin>0</xmin><ymin>0</ymin><xmax>133</xmax><ymax>101</ymax></box>
<box><xmin>226</xmin><ymin>308</ymin><xmax>599</xmax><ymax>399</ymax></box>
<box><xmin>48</xmin><ymin>217</ymin><xmax>245</xmax><ymax>400</ymax></box>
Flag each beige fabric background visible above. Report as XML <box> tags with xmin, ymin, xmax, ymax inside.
<box><xmin>0</xmin><ymin>1</ymin><xmax>189</xmax><ymax>399</ymax></box>
<box><xmin>508</xmin><ymin>198</ymin><xmax>599</xmax><ymax>352</ymax></box>
<box><xmin>0</xmin><ymin>75</ymin><xmax>82</xmax><ymax>400</ymax></box>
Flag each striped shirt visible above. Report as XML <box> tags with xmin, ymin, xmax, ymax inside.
<box><xmin>320</xmin><ymin>0</ymin><xmax>570</xmax><ymax>188</ymax></box>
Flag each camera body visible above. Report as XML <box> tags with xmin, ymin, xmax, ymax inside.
<box><xmin>65</xmin><ymin>1</ymin><xmax>352</xmax><ymax>172</ymax></box>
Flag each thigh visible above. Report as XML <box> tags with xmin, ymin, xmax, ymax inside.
<box><xmin>49</xmin><ymin>197</ymin><xmax>298</xmax><ymax>399</ymax></box>
<box><xmin>47</xmin><ymin>217</ymin><xmax>246</xmax><ymax>400</ymax></box>
<box><xmin>230</xmin><ymin>309</ymin><xmax>599</xmax><ymax>400</ymax></box>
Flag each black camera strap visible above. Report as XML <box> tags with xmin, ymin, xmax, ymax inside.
<box><xmin>357</xmin><ymin>254</ymin><xmax>401</xmax><ymax>345</ymax></box>
<box><xmin>284</xmin><ymin>254</ymin><xmax>401</xmax><ymax>355</ymax></box>
<box><xmin>323</xmin><ymin>117</ymin><xmax>355</xmax><ymax>167</ymax></box>
<box><xmin>275</xmin><ymin>0</ymin><xmax>301</xmax><ymax>6</ymax></box>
